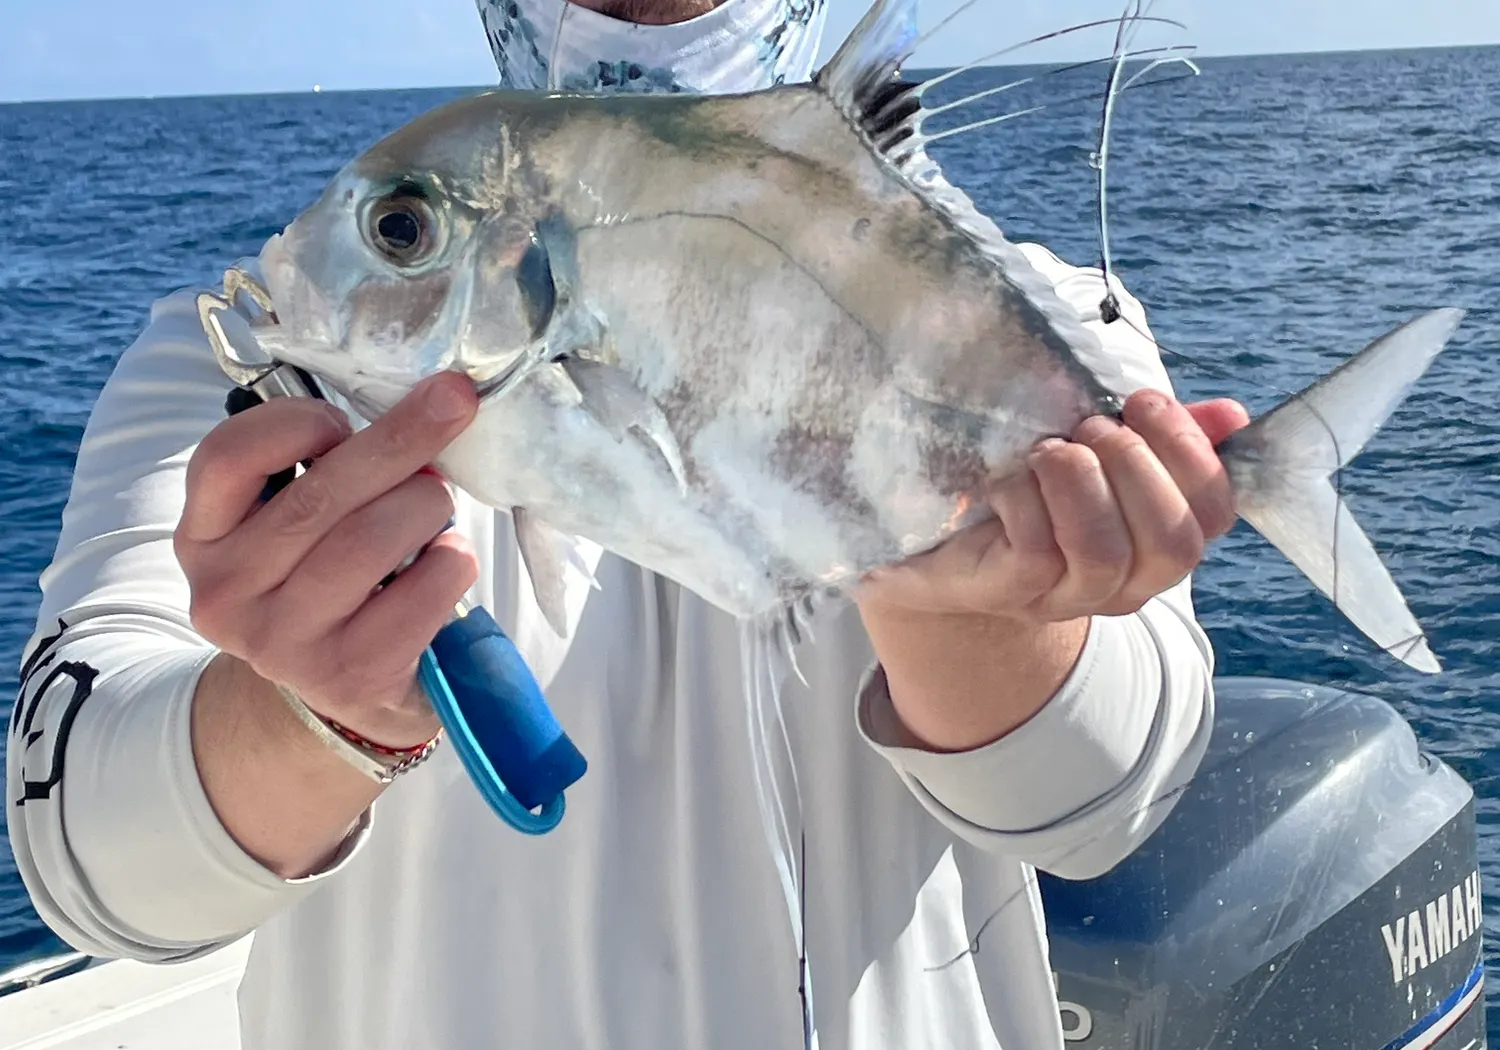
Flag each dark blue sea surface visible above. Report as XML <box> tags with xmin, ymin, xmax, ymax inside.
<box><xmin>2</xmin><ymin>45</ymin><xmax>1499</xmax><ymax>1037</ymax></box>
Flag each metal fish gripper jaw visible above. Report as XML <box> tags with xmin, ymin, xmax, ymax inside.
<box><xmin>196</xmin><ymin>265</ymin><xmax>321</xmax><ymax>403</ymax></box>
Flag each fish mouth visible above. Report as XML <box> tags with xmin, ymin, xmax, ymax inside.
<box><xmin>469</xmin><ymin>292</ymin><xmax>592</xmax><ymax>404</ymax></box>
<box><xmin>474</xmin><ymin>365</ymin><xmax>522</xmax><ymax>401</ymax></box>
<box><xmin>470</xmin><ymin>342</ymin><xmax>562</xmax><ymax>403</ymax></box>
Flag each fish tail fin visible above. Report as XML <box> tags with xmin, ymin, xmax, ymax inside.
<box><xmin>1218</xmin><ymin>307</ymin><xmax>1466</xmax><ymax>675</ymax></box>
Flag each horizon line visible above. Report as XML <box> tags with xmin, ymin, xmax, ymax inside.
<box><xmin>3</xmin><ymin>38</ymin><xmax>1495</xmax><ymax>107</ymax></box>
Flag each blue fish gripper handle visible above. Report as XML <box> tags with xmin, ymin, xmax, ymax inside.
<box><xmin>419</xmin><ymin>605</ymin><xmax>587</xmax><ymax>835</ymax></box>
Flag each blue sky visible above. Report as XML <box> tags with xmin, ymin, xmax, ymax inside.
<box><xmin>3</xmin><ymin>0</ymin><xmax>1498</xmax><ymax>103</ymax></box>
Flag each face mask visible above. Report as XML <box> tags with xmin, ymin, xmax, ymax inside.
<box><xmin>474</xmin><ymin>0</ymin><xmax>828</xmax><ymax>95</ymax></box>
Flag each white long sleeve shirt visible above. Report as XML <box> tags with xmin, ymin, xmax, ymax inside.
<box><xmin>5</xmin><ymin>242</ymin><xmax>1215</xmax><ymax>1050</ymax></box>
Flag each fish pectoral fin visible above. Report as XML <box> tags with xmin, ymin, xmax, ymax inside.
<box><xmin>513</xmin><ymin>507</ymin><xmax>597</xmax><ymax>639</ymax></box>
<box><xmin>561</xmin><ymin>356</ymin><xmax>688</xmax><ymax>496</ymax></box>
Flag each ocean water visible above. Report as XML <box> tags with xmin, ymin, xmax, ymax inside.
<box><xmin>2</xmin><ymin>44</ymin><xmax>1499</xmax><ymax>1039</ymax></box>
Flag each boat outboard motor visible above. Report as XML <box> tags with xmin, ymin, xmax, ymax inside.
<box><xmin>1039</xmin><ymin>676</ymin><xmax>1487</xmax><ymax>1049</ymax></box>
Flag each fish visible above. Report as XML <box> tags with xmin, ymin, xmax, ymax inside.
<box><xmin>233</xmin><ymin>0</ymin><xmax>1465</xmax><ymax>674</ymax></box>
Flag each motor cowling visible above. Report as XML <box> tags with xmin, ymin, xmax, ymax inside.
<box><xmin>1039</xmin><ymin>676</ymin><xmax>1487</xmax><ymax>1050</ymax></box>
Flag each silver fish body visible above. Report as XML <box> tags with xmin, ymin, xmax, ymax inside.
<box><xmin>260</xmin><ymin>85</ymin><xmax>1121</xmax><ymax>618</ymax></box>
<box><xmin>247</xmin><ymin>0</ymin><xmax>1464</xmax><ymax>672</ymax></box>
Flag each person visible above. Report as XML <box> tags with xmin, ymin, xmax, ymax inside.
<box><xmin>5</xmin><ymin>0</ymin><xmax>1250</xmax><ymax>1047</ymax></box>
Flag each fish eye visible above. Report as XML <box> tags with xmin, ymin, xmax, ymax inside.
<box><xmin>363</xmin><ymin>184</ymin><xmax>441</xmax><ymax>267</ymax></box>
<box><xmin>378</xmin><ymin>209</ymin><xmax>420</xmax><ymax>251</ymax></box>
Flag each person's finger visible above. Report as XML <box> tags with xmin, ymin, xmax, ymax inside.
<box><xmin>1185</xmin><ymin>397</ymin><xmax>1252</xmax><ymax>446</ymax></box>
<box><xmin>274</xmin><ymin>470</ymin><xmax>458</xmax><ymax>632</ymax></box>
<box><xmin>1123</xmin><ymin>390</ymin><xmax>1239</xmax><ymax>539</ymax></box>
<box><xmin>178</xmin><ymin>398</ymin><xmax>351</xmax><ymax>545</ymax></box>
<box><xmin>337</xmin><ymin>530</ymin><xmax>480</xmax><ymax>687</ymax></box>
<box><xmin>231</xmin><ymin>372</ymin><xmax>477</xmax><ymax>587</ymax></box>
<box><xmin>1076</xmin><ymin>415</ymin><xmax>1203</xmax><ymax>611</ymax></box>
<box><xmin>985</xmin><ymin>467</ymin><xmax>1064</xmax><ymax>604</ymax></box>
<box><xmin>988</xmin><ymin>468</ymin><xmax>1056</xmax><ymax>556</ymax></box>
<box><xmin>1029</xmin><ymin>437</ymin><xmax>1133</xmax><ymax>613</ymax></box>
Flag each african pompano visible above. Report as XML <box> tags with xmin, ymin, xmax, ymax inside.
<box><xmin>238</xmin><ymin>0</ymin><xmax>1463</xmax><ymax>673</ymax></box>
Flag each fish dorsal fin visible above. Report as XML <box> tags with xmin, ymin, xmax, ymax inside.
<box><xmin>814</xmin><ymin>0</ymin><xmax>1127</xmax><ymax>394</ymax></box>
<box><xmin>814</xmin><ymin>0</ymin><xmax>921</xmax><ymax>120</ymax></box>
<box><xmin>813</xmin><ymin>0</ymin><xmax>940</xmax><ymax>186</ymax></box>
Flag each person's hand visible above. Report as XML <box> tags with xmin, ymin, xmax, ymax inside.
<box><xmin>856</xmin><ymin>390</ymin><xmax>1252</xmax><ymax>622</ymax></box>
<box><xmin>174</xmin><ymin>371</ymin><xmax>481</xmax><ymax>748</ymax></box>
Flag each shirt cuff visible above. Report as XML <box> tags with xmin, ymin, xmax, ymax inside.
<box><xmin>61</xmin><ymin>642</ymin><xmax>374</xmax><ymax>949</ymax></box>
<box><xmin>855</xmin><ymin>602</ymin><xmax>1212</xmax><ymax>875</ymax></box>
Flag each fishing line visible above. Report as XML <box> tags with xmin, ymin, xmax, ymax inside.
<box><xmin>1093</xmin><ymin>308</ymin><xmax>1432</xmax><ymax>672</ymax></box>
<box><xmin>1091</xmin><ymin>0</ymin><xmax>1137</xmax><ymax>324</ymax></box>
<box><xmin>923</xmin><ymin>778</ymin><xmax>1197</xmax><ymax>973</ymax></box>
<box><xmin>739</xmin><ymin>618</ymin><xmax>817</xmax><ymax>1049</ymax></box>
<box><xmin>798</xmin><ymin>825</ymin><xmax>811</xmax><ymax>1050</ymax></box>
<box><xmin>1075</xmin><ymin>1</ymin><xmax>1436</xmax><ymax>676</ymax></box>
<box><xmin>1093</xmin><ymin>0</ymin><xmax>1198</xmax><ymax>323</ymax></box>
<box><xmin>916</xmin><ymin>0</ymin><xmax>1432</xmax><ymax>990</ymax></box>
<box><xmin>752</xmin><ymin>6</ymin><xmax>1423</xmax><ymax>1040</ymax></box>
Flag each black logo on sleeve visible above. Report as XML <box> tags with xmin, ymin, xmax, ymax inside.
<box><xmin>10</xmin><ymin>619</ymin><xmax>100</xmax><ymax>807</ymax></box>
<box><xmin>11</xmin><ymin>619</ymin><xmax>66</xmax><ymax>736</ymax></box>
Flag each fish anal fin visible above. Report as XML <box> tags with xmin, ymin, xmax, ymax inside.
<box><xmin>514</xmin><ymin>507</ymin><xmax>595</xmax><ymax>639</ymax></box>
